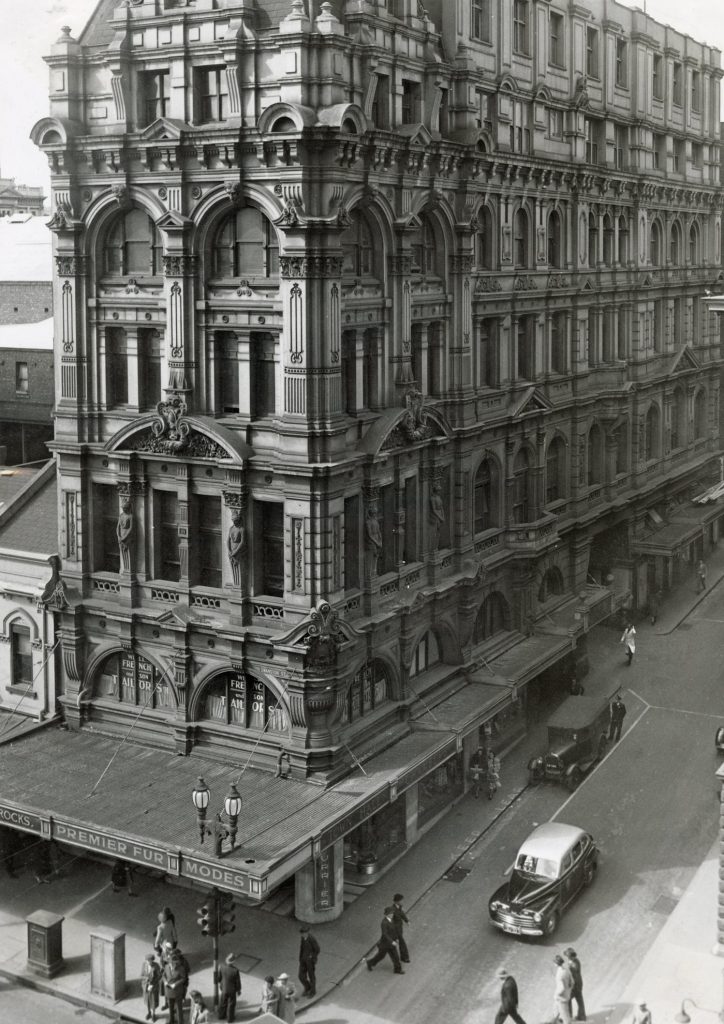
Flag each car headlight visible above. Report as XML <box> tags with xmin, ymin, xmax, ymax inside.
<box><xmin>490</xmin><ymin>900</ymin><xmax>503</xmax><ymax>912</ymax></box>
<box><xmin>533</xmin><ymin>911</ymin><xmax>542</xmax><ymax>923</ymax></box>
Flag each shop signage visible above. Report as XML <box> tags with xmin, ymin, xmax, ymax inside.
<box><xmin>52</xmin><ymin>820</ymin><xmax>173</xmax><ymax>870</ymax></box>
<box><xmin>314</xmin><ymin>846</ymin><xmax>335</xmax><ymax>911</ymax></box>
<box><xmin>0</xmin><ymin>803</ymin><xmax>43</xmax><ymax>834</ymax></box>
<box><xmin>181</xmin><ymin>855</ymin><xmax>251</xmax><ymax>894</ymax></box>
<box><xmin>397</xmin><ymin>738</ymin><xmax>457</xmax><ymax>793</ymax></box>
<box><xmin>318</xmin><ymin>788</ymin><xmax>389</xmax><ymax>852</ymax></box>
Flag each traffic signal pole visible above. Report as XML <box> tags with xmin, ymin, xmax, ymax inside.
<box><xmin>197</xmin><ymin>886</ymin><xmax>235</xmax><ymax>1013</ymax></box>
<box><xmin>212</xmin><ymin>926</ymin><xmax>220</xmax><ymax>1012</ymax></box>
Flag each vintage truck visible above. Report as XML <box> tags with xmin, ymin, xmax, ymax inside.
<box><xmin>528</xmin><ymin>694</ymin><xmax>611</xmax><ymax>791</ymax></box>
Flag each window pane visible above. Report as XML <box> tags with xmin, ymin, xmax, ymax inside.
<box><xmin>261</xmin><ymin>503</ymin><xmax>284</xmax><ymax>596</ymax></box>
<box><xmin>198</xmin><ymin>495</ymin><xmax>222</xmax><ymax>588</ymax></box>
<box><xmin>159</xmin><ymin>491</ymin><xmax>180</xmax><ymax>582</ymax></box>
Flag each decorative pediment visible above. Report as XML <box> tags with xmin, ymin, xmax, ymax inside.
<box><xmin>156</xmin><ymin>210</ymin><xmax>192</xmax><ymax>231</ymax></box>
<box><xmin>139</xmin><ymin>118</ymin><xmax>186</xmax><ymax>142</ymax></box>
<box><xmin>670</xmin><ymin>345</ymin><xmax>701</xmax><ymax>374</ymax></box>
<box><xmin>509</xmin><ymin>386</ymin><xmax>552</xmax><ymax>418</ymax></box>
<box><xmin>366</xmin><ymin>389</ymin><xmax>449</xmax><ymax>453</ymax></box>
<box><xmin>398</xmin><ymin>123</ymin><xmax>433</xmax><ymax>147</ymax></box>
<box><xmin>580</xmin><ymin>278</ymin><xmax>594</xmax><ymax>291</ymax></box>
<box><xmin>105</xmin><ymin>398</ymin><xmax>252</xmax><ymax>463</ymax></box>
<box><xmin>276</xmin><ymin>600</ymin><xmax>362</xmax><ymax>668</ymax></box>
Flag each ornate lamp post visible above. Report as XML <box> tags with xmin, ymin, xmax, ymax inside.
<box><xmin>223</xmin><ymin>784</ymin><xmax>243</xmax><ymax>849</ymax></box>
<box><xmin>192</xmin><ymin>777</ymin><xmax>211</xmax><ymax>842</ymax></box>
<box><xmin>191</xmin><ymin>778</ymin><xmax>243</xmax><ymax>857</ymax></box>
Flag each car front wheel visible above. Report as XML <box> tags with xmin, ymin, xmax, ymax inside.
<box><xmin>583</xmin><ymin>860</ymin><xmax>597</xmax><ymax>887</ymax></box>
<box><xmin>544</xmin><ymin>910</ymin><xmax>559</xmax><ymax>936</ymax></box>
<box><xmin>567</xmin><ymin>767</ymin><xmax>583</xmax><ymax>791</ymax></box>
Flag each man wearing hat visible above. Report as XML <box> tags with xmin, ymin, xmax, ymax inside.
<box><xmin>364</xmin><ymin>906</ymin><xmax>404</xmax><ymax>974</ymax></box>
<box><xmin>495</xmin><ymin>968</ymin><xmax>527</xmax><ymax>1024</ymax></box>
<box><xmin>553</xmin><ymin>954</ymin><xmax>573</xmax><ymax>1024</ymax></box>
<box><xmin>298</xmin><ymin>925</ymin><xmax>320</xmax><ymax>998</ymax></box>
<box><xmin>564</xmin><ymin>948</ymin><xmax>585</xmax><ymax>1021</ymax></box>
<box><xmin>631</xmin><ymin>999</ymin><xmax>652</xmax><ymax>1024</ymax></box>
<box><xmin>391</xmin><ymin>894</ymin><xmax>410</xmax><ymax>964</ymax></box>
<box><xmin>217</xmin><ymin>952</ymin><xmax>242</xmax><ymax>1023</ymax></box>
<box><xmin>141</xmin><ymin>952</ymin><xmax>161</xmax><ymax>1022</ymax></box>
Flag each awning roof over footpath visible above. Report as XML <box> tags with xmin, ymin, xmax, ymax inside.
<box><xmin>631</xmin><ymin>502</ymin><xmax>723</xmax><ymax>556</ymax></box>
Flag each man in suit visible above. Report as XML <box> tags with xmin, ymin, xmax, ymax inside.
<box><xmin>217</xmin><ymin>952</ymin><xmax>242</xmax><ymax>1023</ymax></box>
<box><xmin>608</xmin><ymin>695</ymin><xmax>627</xmax><ymax>742</ymax></box>
<box><xmin>554</xmin><ymin>954</ymin><xmax>573</xmax><ymax>1024</ymax></box>
<box><xmin>494</xmin><ymin>967</ymin><xmax>527</xmax><ymax>1024</ymax></box>
<box><xmin>564</xmin><ymin>948</ymin><xmax>586</xmax><ymax>1021</ymax></box>
<box><xmin>391</xmin><ymin>893</ymin><xmax>410</xmax><ymax>964</ymax></box>
<box><xmin>298</xmin><ymin>925</ymin><xmax>320</xmax><ymax>997</ymax></box>
<box><xmin>364</xmin><ymin>907</ymin><xmax>404</xmax><ymax>974</ymax></box>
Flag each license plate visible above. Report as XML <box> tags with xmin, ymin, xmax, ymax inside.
<box><xmin>502</xmin><ymin>923</ymin><xmax>521</xmax><ymax>934</ymax></box>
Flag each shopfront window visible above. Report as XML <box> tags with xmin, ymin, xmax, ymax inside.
<box><xmin>200</xmin><ymin>671</ymin><xmax>287</xmax><ymax>731</ymax></box>
<box><xmin>418</xmin><ymin>753</ymin><xmax>463</xmax><ymax>828</ymax></box>
<box><xmin>95</xmin><ymin>652</ymin><xmax>170</xmax><ymax>708</ymax></box>
<box><xmin>340</xmin><ymin>660</ymin><xmax>390</xmax><ymax>724</ymax></box>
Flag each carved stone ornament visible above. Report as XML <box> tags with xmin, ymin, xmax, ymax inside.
<box><xmin>303</xmin><ymin>600</ymin><xmax>345</xmax><ymax>669</ymax></box>
<box><xmin>130</xmin><ymin>394</ymin><xmax>228</xmax><ymax>459</ymax></box>
<box><xmin>382</xmin><ymin>388</ymin><xmax>435</xmax><ymax>450</ymax></box>
<box><xmin>276</xmin><ymin>202</ymin><xmax>300</xmax><ymax>227</ymax></box>
<box><xmin>279</xmin><ymin>253</ymin><xmax>343</xmax><ymax>279</ymax></box>
<box><xmin>39</xmin><ymin>554</ymin><xmax>69</xmax><ymax>611</ymax></box>
<box><xmin>336</xmin><ymin>204</ymin><xmax>352</xmax><ymax>228</ymax></box>
<box><xmin>47</xmin><ymin>200</ymin><xmax>76</xmax><ymax>231</ymax></box>
<box><xmin>224</xmin><ymin>182</ymin><xmax>241</xmax><ymax>204</ymax></box>
<box><xmin>111</xmin><ymin>184</ymin><xmax>132</xmax><ymax>210</ymax></box>
<box><xmin>55</xmin><ymin>253</ymin><xmax>87</xmax><ymax>277</ymax></box>
<box><xmin>162</xmin><ymin>254</ymin><xmax>197</xmax><ymax>277</ymax></box>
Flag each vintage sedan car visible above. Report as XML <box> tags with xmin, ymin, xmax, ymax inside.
<box><xmin>488</xmin><ymin>822</ymin><xmax>598</xmax><ymax>937</ymax></box>
<box><xmin>528</xmin><ymin>694</ymin><xmax>610</xmax><ymax>790</ymax></box>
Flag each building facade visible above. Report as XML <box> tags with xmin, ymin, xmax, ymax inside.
<box><xmin>0</xmin><ymin>180</ymin><xmax>45</xmax><ymax>218</ymax></box>
<box><xmin>22</xmin><ymin>0</ymin><xmax>723</xmax><ymax>918</ymax></box>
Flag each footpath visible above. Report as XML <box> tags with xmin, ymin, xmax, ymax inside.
<box><xmin>0</xmin><ymin>553</ymin><xmax>723</xmax><ymax>1023</ymax></box>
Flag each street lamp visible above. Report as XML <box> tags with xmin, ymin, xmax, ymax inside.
<box><xmin>675</xmin><ymin>998</ymin><xmax>709</xmax><ymax>1023</ymax></box>
<box><xmin>191</xmin><ymin>777</ymin><xmax>243</xmax><ymax>856</ymax></box>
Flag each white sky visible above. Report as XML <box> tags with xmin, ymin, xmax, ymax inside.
<box><xmin>0</xmin><ymin>0</ymin><xmax>721</xmax><ymax>196</ymax></box>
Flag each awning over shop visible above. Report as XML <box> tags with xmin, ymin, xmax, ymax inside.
<box><xmin>631</xmin><ymin>512</ymin><xmax>713</xmax><ymax>557</ymax></box>
<box><xmin>473</xmin><ymin>631</ymin><xmax>573</xmax><ymax>688</ymax></box>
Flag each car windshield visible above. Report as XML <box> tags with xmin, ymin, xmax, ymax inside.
<box><xmin>515</xmin><ymin>853</ymin><xmax>559</xmax><ymax>879</ymax></box>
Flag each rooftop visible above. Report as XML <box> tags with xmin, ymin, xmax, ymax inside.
<box><xmin>0</xmin><ymin>461</ymin><xmax>58</xmax><ymax>554</ymax></box>
<box><xmin>0</xmin><ymin>215</ymin><xmax>51</xmax><ymax>282</ymax></box>
<box><xmin>0</xmin><ymin>316</ymin><xmax>53</xmax><ymax>350</ymax></box>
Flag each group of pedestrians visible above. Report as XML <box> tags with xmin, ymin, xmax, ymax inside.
<box><xmin>364</xmin><ymin>893</ymin><xmax>410</xmax><ymax>975</ymax></box>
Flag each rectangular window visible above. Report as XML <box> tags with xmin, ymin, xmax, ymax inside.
<box><xmin>94</xmin><ymin>484</ymin><xmax>120</xmax><ymax>573</ymax></box>
<box><xmin>513</xmin><ymin>0</ymin><xmax>529</xmax><ymax>55</ymax></box>
<box><xmin>475</xmin><ymin>89</ymin><xmax>490</xmax><ymax>131</ymax></box>
<box><xmin>380</xmin><ymin>483</ymin><xmax>396</xmax><ymax>575</ymax></box>
<box><xmin>549</xmin><ymin>12</ymin><xmax>564</xmax><ymax>67</ymax></box>
<box><xmin>157</xmin><ymin>490</ymin><xmax>180</xmax><ymax>582</ymax></box>
<box><xmin>673</xmin><ymin>138</ymin><xmax>685</xmax><ymax>173</ymax></box>
<box><xmin>250</xmin><ymin>332</ymin><xmax>276</xmax><ymax>419</ymax></box>
<box><xmin>480</xmin><ymin>318</ymin><xmax>498</xmax><ymax>387</ymax></box>
<box><xmin>691</xmin><ymin>70</ymin><xmax>700</xmax><ymax>112</ymax></box>
<box><xmin>11</xmin><ymin>625</ymin><xmax>32</xmax><ymax>689</ymax></box>
<box><xmin>403</xmin><ymin>476</ymin><xmax>418</xmax><ymax>564</ymax></box>
<box><xmin>438</xmin><ymin>88</ymin><xmax>449</xmax><ymax>136</ymax></box>
<box><xmin>141</xmin><ymin>70</ymin><xmax>170</xmax><ymax>126</ymax></box>
<box><xmin>585</xmin><ymin>119</ymin><xmax>599</xmax><ymax>164</ymax></box>
<box><xmin>197</xmin><ymin>66</ymin><xmax>229</xmax><ymax>123</ymax></box>
<box><xmin>586</xmin><ymin>27</ymin><xmax>599</xmax><ymax>79</ymax></box>
<box><xmin>472</xmin><ymin>0</ymin><xmax>491</xmax><ymax>42</ymax></box>
<box><xmin>215</xmin><ymin>331</ymin><xmax>239</xmax><ymax>414</ymax></box>
<box><xmin>401</xmin><ymin>80</ymin><xmax>422</xmax><ymax>124</ymax></box>
<box><xmin>548</xmin><ymin>108</ymin><xmax>563</xmax><ymax>139</ymax></box>
<box><xmin>105</xmin><ymin>326</ymin><xmax>128</xmax><ymax>407</ymax></box>
<box><xmin>197</xmin><ymin>495</ymin><xmax>222</xmax><ymax>588</ymax></box>
<box><xmin>257</xmin><ymin>501</ymin><xmax>284</xmax><ymax>597</ymax></box>
<box><xmin>653</xmin><ymin>133</ymin><xmax>666</xmax><ymax>170</ymax></box>
<box><xmin>692</xmin><ymin>142</ymin><xmax>703</xmax><ymax>168</ymax></box>
<box><xmin>138</xmin><ymin>327</ymin><xmax>162</xmax><ymax>411</ymax></box>
<box><xmin>652</xmin><ymin>54</ymin><xmax>663</xmax><ymax>100</ymax></box>
<box><xmin>15</xmin><ymin>361</ymin><xmax>28</xmax><ymax>394</ymax></box>
<box><xmin>615</xmin><ymin>38</ymin><xmax>628</xmax><ymax>88</ymax></box>
<box><xmin>509</xmin><ymin>100</ymin><xmax>530</xmax><ymax>154</ymax></box>
<box><xmin>344</xmin><ymin>495</ymin><xmax>360</xmax><ymax>590</ymax></box>
<box><xmin>517</xmin><ymin>317</ymin><xmax>534</xmax><ymax>380</ymax></box>
<box><xmin>614</xmin><ymin>125</ymin><xmax>627</xmax><ymax>170</ymax></box>
<box><xmin>371</xmin><ymin>74</ymin><xmax>390</xmax><ymax>129</ymax></box>
<box><xmin>673</xmin><ymin>62</ymin><xmax>683</xmax><ymax>106</ymax></box>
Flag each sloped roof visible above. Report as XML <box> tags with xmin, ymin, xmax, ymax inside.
<box><xmin>0</xmin><ymin>216</ymin><xmax>52</xmax><ymax>282</ymax></box>
<box><xmin>0</xmin><ymin>317</ymin><xmax>54</xmax><ymax>350</ymax></box>
<box><xmin>0</xmin><ymin>471</ymin><xmax>57</xmax><ymax>554</ymax></box>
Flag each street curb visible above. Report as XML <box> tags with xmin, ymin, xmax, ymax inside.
<box><xmin>0</xmin><ymin>965</ymin><xmax>130</xmax><ymax>1022</ymax></box>
<box><xmin>653</xmin><ymin>569</ymin><xmax>724</xmax><ymax>635</ymax></box>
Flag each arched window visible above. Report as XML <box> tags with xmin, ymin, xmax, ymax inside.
<box><xmin>670</xmin><ymin>221</ymin><xmax>682</xmax><ymax>265</ymax></box>
<box><xmin>588</xmin><ymin>212</ymin><xmax>598</xmax><ymax>268</ymax></box>
<box><xmin>537</xmin><ymin>566</ymin><xmax>565</xmax><ymax>603</ymax></box>
<box><xmin>689</xmin><ymin>223</ymin><xmax>700</xmax><ymax>265</ymax></box>
<box><xmin>618</xmin><ymin>215</ymin><xmax>628</xmax><ymax>264</ymax></box>
<box><xmin>103</xmin><ymin>208</ymin><xmax>162</xmax><ymax>276</ymax></box>
<box><xmin>650</xmin><ymin>221</ymin><xmax>661</xmax><ymax>265</ymax></box>
<box><xmin>472</xmin><ymin>592</ymin><xmax>510</xmax><ymax>643</ymax></box>
<box><xmin>474</xmin><ymin>457</ymin><xmax>499</xmax><ymax>533</ymax></box>
<box><xmin>200</xmin><ymin>671</ymin><xmax>287</xmax><ymax>731</ymax></box>
<box><xmin>410</xmin><ymin>630</ymin><xmax>441</xmax><ymax>677</ymax></box>
<box><xmin>477</xmin><ymin>206</ymin><xmax>494</xmax><ymax>269</ymax></box>
<box><xmin>342</xmin><ymin>211</ymin><xmax>376</xmax><ymax>278</ymax></box>
<box><xmin>546</xmin><ymin>436</ymin><xmax>566</xmax><ymax>504</ymax></box>
<box><xmin>694</xmin><ymin>389</ymin><xmax>707</xmax><ymax>439</ymax></box>
<box><xmin>270</xmin><ymin>116</ymin><xmax>296</xmax><ymax>133</ymax></box>
<box><xmin>645</xmin><ymin>404</ymin><xmax>660</xmax><ymax>461</ymax></box>
<box><xmin>340</xmin><ymin>660</ymin><xmax>390</xmax><ymax>724</ymax></box>
<box><xmin>671</xmin><ymin>387</ymin><xmax>686</xmax><ymax>449</ymax></box>
<box><xmin>514</xmin><ymin>207</ymin><xmax>529</xmax><ymax>268</ymax></box>
<box><xmin>587</xmin><ymin>423</ymin><xmax>603</xmax><ymax>485</ymax></box>
<box><xmin>94</xmin><ymin>651</ymin><xmax>170</xmax><ymax>708</ymax></box>
<box><xmin>212</xmin><ymin>207</ymin><xmax>279</xmax><ymax>279</ymax></box>
<box><xmin>512</xmin><ymin>448</ymin><xmax>532</xmax><ymax>523</ymax></box>
<box><xmin>547</xmin><ymin>210</ymin><xmax>562</xmax><ymax>268</ymax></box>
<box><xmin>410</xmin><ymin>214</ymin><xmax>441</xmax><ymax>276</ymax></box>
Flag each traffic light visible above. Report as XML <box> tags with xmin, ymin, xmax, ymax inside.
<box><xmin>197</xmin><ymin>901</ymin><xmax>217</xmax><ymax>937</ymax></box>
<box><xmin>218</xmin><ymin>891</ymin><xmax>236</xmax><ymax>935</ymax></box>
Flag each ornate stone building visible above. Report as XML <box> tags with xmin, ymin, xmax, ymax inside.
<box><xmin>20</xmin><ymin>0</ymin><xmax>723</xmax><ymax>918</ymax></box>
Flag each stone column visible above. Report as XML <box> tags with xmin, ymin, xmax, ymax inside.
<box><xmin>295</xmin><ymin>839</ymin><xmax>344</xmax><ymax>923</ymax></box>
<box><xmin>448</xmin><ymin>248</ymin><xmax>475</xmax><ymax>407</ymax></box>
<box><xmin>389</xmin><ymin>245</ymin><xmax>414</xmax><ymax>402</ymax></box>
<box><xmin>162</xmin><ymin>251</ymin><xmax>197</xmax><ymax>407</ymax></box>
<box><xmin>53</xmin><ymin>248</ymin><xmax>88</xmax><ymax>430</ymax></box>
<box><xmin>126</xmin><ymin>327</ymin><xmax>139</xmax><ymax>410</ymax></box>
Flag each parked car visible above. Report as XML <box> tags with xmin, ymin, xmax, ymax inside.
<box><xmin>716</xmin><ymin>726</ymin><xmax>724</xmax><ymax>753</ymax></box>
<box><xmin>488</xmin><ymin>821</ymin><xmax>598</xmax><ymax>937</ymax></box>
<box><xmin>528</xmin><ymin>694</ymin><xmax>610</xmax><ymax>790</ymax></box>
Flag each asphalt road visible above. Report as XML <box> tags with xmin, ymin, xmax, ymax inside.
<box><xmin>0</xmin><ymin>975</ymin><xmax>110</xmax><ymax>1024</ymax></box>
<box><xmin>302</xmin><ymin>597</ymin><xmax>722</xmax><ymax>1024</ymax></box>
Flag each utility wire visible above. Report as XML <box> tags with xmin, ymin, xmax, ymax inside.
<box><xmin>0</xmin><ymin>637</ymin><xmax>61</xmax><ymax>741</ymax></box>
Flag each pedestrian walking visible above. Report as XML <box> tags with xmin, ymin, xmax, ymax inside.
<box><xmin>217</xmin><ymin>952</ymin><xmax>242</xmax><ymax>1023</ymax></box>
<box><xmin>298</xmin><ymin>924</ymin><xmax>320</xmax><ymax>997</ymax></box>
<box><xmin>469</xmin><ymin>746</ymin><xmax>487</xmax><ymax>798</ymax></box>
<box><xmin>189</xmin><ymin>990</ymin><xmax>209</xmax><ymax>1024</ymax></box>
<box><xmin>608</xmin><ymin>694</ymin><xmax>627</xmax><ymax>743</ymax></box>
<box><xmin>620</xmin><ymin>623</ymin><xmax>636</xmax><ymax>665</ymax></box>
<box><xmin>111</xmin><ymin>858</ymin><xmax>137</xmax><ymax>896</ymax></box>
<box><xmin>260</xmin><ymin>975</ymin><xmax>279</xmax><ymax>1015</ymax></box>
<box><xmin>391</xmin><ymin>893</ymin><xmax>411</xmax><ymax>963</ymax></box>
<box><xmin>170</xmin><ymin>947</ymin><xmax>190</xmax><ymax>1002</ymax></box>
<box><xmin>487</xmin><ymin>751</ymin><xmax>502</xmax><ymax>798</ymax></box>
<box><xmin>564</xmin><ymin>948</ymin><xmax>586</xmax><ymax>1022</ymax></box>
<box><xmin>553</xmin><ymin>953</ymin><xmax>573</xmax><ymax>1024</ymax></box>
<box><xmin>697</xmin><ymin>559</ymin><xmax>707</xmax><ymax>593</ymax></box>
<box><xmin>154</xmin><ymin>908</ymin><xmax>177</xmax><ymax>955</ymax></box>
<box><xmin>648</xmin><ymin>588</ymin><xmax>661</xmax><ymax>625</ymax></box>
<box><xmin>141</xmin><ymin>953</ymin><xmax>161</xmax><ymax>1022</ymax></box>
<box><xmin>494</xmin><ymin>967</ymin><xmax>527</xmax><ymax>1024</ymax></box>
<box><xmin>275</xmin><ymin>972</ymin><xmax>296</xmax><ymax>1024</ymax></box>
<box><xmin>364</xmin><ymin>907</ymin><xmax>404</xmax><ymax>974</ymax></box>
<box><xmin>631</xmin><ymin>999</ymin><xmax>652</xmax><ymax>1024</ymax></box>
<box><xmin>162</xmin><ymin>952</ymin><xmax>186</xmax><ymax>1024</ymax></box>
